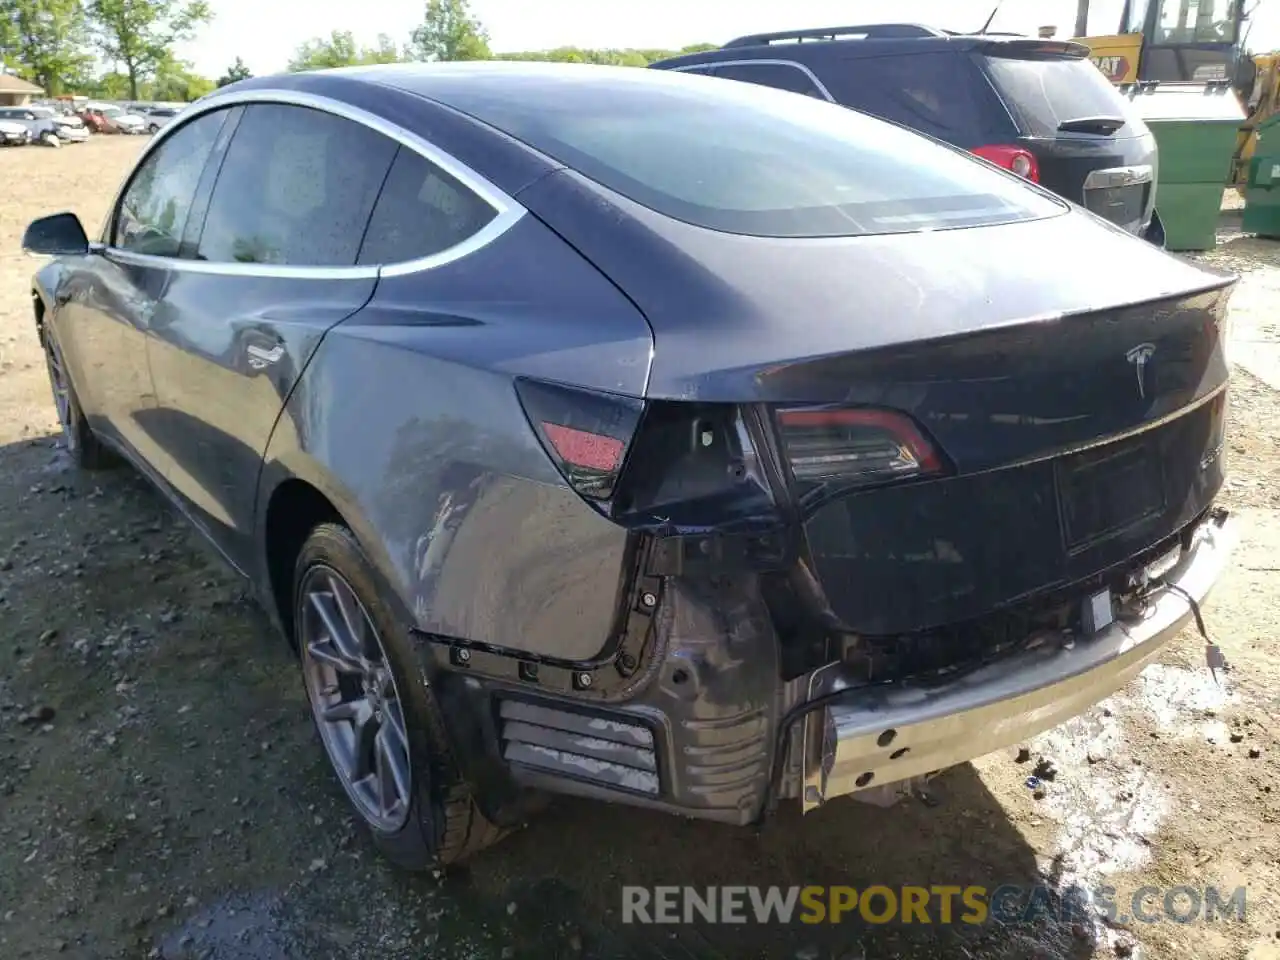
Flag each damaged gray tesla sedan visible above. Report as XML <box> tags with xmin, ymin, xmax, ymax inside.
<box><xmin>23</xmin><ymin>62</ymin><xmax>1235</xmax><ymax>868</ymax></box>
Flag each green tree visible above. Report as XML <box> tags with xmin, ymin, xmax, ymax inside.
<box><xmin>287</xmin><ymin>30</ymin><xmax>403</xmax><ymax>72</ymax></box>
<box><xmin>497</xmin><ymin>44</ymin><xmax>717</xmax><ymax>67</ymax></box>
<box><xmin>150</xmin><ymin>52</ymin><xmax>211</xmax><ymax>100</ymax></box>
<box><xmin>85</xmin><ymin>68</ymin><xmax>130</xmax><ymax>98</ymax></box>
<box><xmin>215</xmin><ymin>54</ymin><xmax>250</xmax><ymax>87</ymax></box>
<box><xmin>365</xmin><ymin>33</ymin><xmax>401</xmax><ymax>63</ymax></box>
<box><xmin>86</xmin><ymin>0</ymin><xmax>213</xmax><ymax>99</ymax></box>
<box><xmin>1</xmin><ymin>0</ymin><xmax>94</xmax><ymax>95</ymax></box>
<box><xmin>409</xmin><ymin>0</ymin><xmax>489</xmax><ymax>62</ymax></box>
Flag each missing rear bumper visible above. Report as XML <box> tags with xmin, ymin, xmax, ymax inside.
<box><xmin>799</xmin><ymin>509</ymin><xmax>1235</xmax><ymax>811</ymax></box>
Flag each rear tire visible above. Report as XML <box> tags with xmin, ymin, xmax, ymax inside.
<box><xmin>41</xmin><ymin>325</ymin><xmax>116</xmax><ymax>470</ymax></box>
<box><xmin>293</xmin><ymin>522</ymin><xmax>506</xmax><ymax>869</ymax></box>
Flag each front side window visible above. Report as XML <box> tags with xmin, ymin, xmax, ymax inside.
<box><xmin>196</xmin><ymin>103</ymin><xmax>397</xmax><ymax>267</ymax></box>
<box><xmin>715</xmin><ymin>62</ymin><xmax>826</xmax><ymax>99</ymax></box>
<box><xmin>356</xmin><ymin>147</ymin><xmax>496</xmax><ymax>265</ymax></box>
<box><xmin>440</xmin><ymin>71</ymin><xmax>1064</xmax><ymax>238</ymax></box>
<box><xmin>113</xmin><ymin>109</ymin><xmax>228</xmax><ymax>257</ymax></box>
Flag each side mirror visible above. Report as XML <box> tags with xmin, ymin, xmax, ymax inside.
<box><xmin>23</xmin><ymin>212</ymin><xmax>90</xmax><ymax>256</ymax></box>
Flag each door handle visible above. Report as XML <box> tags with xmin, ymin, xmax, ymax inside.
<box><xmin>246</xmin><ymin>342</ymin><xmax>285</xmax><ymax>369</ymax></box>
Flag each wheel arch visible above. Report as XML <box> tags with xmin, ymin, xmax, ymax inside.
<box><xmin>255</xmin><ymin>450</ymin><xmax>411</xmax><ymax>647</ymax></box>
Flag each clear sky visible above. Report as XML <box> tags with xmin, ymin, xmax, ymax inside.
<box><xmin>176</xmin><ymin>0</ymin><xmax>1280</xmax><ymax>79</ymax></box>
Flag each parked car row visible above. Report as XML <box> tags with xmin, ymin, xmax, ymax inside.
<box><xmin>0</xmin><ymin>101</ymin><xmax>182</xmax><ymax>147</ymax></box>
<box><xmin>0</xmin><ymin>106</ymin><xmax>89</xmax><ymax>147</ymax></box>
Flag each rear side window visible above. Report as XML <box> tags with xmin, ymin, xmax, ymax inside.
<box><xmin>441</xmin><ymin>71</ymin><xmax>1063</xmax><ymax>238</ymax></box>
<box><xmin>357</xmin><ymin>147</ymin><xmax>496</xmax><ymax>265</ymax></box>
<box><xmin>113</xmin><ymin>109</ymin><xmax>228</xmax><ymax>256</ymax></box>
<box><xmin>197</xmin><ymin>103</ymin><xmax>397</xmax><ymax>266</ymax></box>
<box><xmin>984</xmin><ymin>55</ymin><xmax>1144</xmax><ymax>138</ymax></box>
<box><xmin>820</xmin><ymin>52</ymin><xmax>1015</xmax><ymax>146</ymax></box>
<box><xmin>714</xmin><ymin>62</ymin><xmax>828</xmax><ymax>99</ymax></box>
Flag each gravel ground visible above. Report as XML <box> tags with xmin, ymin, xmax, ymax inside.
<box><xmin>1</xmin><ymin>137</ymin><xmax>1279</xmax><ymax>960</ymax></box>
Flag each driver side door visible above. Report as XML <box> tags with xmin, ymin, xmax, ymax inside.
<box><xmin>59</xmin><ymin>107</ymin><xmax>235</xmax><ymax>475</ymax></box>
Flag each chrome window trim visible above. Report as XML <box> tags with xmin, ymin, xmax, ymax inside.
<box><xmin>670</xmin><ymin>58</ymin><xmax>836</xmax><ymax>102</ymax></box>
<box><xmin>100</xmin><ymin>87</ymin><xmax>526</xmax><ymax>280</ymax></box>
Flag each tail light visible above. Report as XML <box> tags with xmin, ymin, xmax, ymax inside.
<box><xmin>515</xmin><ymin>378</ymin><xmax>643</xmax><ymax>500</ymax></box>
<box><xmin>775</xmin><ymin>407</ymin><xmax>945</xmax><ymax>492</ymax></box>
<box><xmin>971</xmin><ymin>145</ymin><xmax>1040</xmax><ymax>182</ymax></box>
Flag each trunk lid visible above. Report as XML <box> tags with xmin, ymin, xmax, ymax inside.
<box><xmin>518</xmin><ymin>172</ymin><xmax>1234</xmax><ymax>637</ymax></box>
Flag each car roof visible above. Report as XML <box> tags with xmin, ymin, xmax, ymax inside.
<box><xmin>322</xmin><ymin>59</ymin><xmax>732</xmax><ymax>107</ymax></box>
<box><xmin>652</xmin><ymin>30</ymin><xmax>1089</xmax><ymax>69</ymax></box>
<box><xmin>229</xmin><ymin>60</ymin><xmax>790</xmax><ymax>126</ymax></box>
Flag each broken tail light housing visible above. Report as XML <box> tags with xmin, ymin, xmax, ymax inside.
<box><xmin>775</xmin><ymin>406</ymin><xmax>945</xmax><ymax>493</ymax></box>
<box><xmin>515</xmin><ymin>378</ymin><xmax>644</xmax><ymax>500</ymax></box>
<box><xmin>971</xmin><ymin>144</ymin><xmax>1040</xmax><ymax>182</ymax></box>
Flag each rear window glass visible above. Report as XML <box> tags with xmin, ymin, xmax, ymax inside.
<box><xmin>820</xmin><ymin>52</ymin><xmax>1016</xmax><ymax>146</ymax></box>
<box><xmin>985</xmin><ymin>54</ymin><xmax>1145</xmax><ymax>138</ymax></box>
<box><xmin>441</xmin><ymin>72</ymin><xmax>1064</xmax><ymax>238</ymax></box>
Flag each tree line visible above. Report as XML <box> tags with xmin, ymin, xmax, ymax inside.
<box><xmin>285</xmin><ymin>0</ymin><xmax>714</xmax><ymax>72</ymax></box>
<box><xmin>0</xmin><ymin>0</ymin><xmax>714</xmax><ymax>104</ymax></box>
<box><xmin>1</xmin><ymin>0</ymin><xmax>214</xmax><ymax>100</ymax></box>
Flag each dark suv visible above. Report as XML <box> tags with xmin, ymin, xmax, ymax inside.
<box><xmin>652</xmin><ymin>24</ymin><xmax>1164</xmax><ymax>244</ymax></box>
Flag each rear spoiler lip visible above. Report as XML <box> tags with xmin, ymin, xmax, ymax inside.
<box><xmin>979</xmin><ymin>38</ymin><xmax>1092</xmax><ymax>60</ymax></box>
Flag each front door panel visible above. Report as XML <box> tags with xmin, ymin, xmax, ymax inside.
<box><xmin>144</xmin><ymin>273</ymin><xmax>376</xmax><ymax>571</ymax></box>
<box><xmin>55</xmin><ymin>253</ymin><xmax>168</xmax><ymax>469</ymax></box>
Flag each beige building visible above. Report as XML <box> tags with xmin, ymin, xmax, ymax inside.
<box><xmin>0</xmin><ymin>74</ymin><xmax>44</xmax><ymax>106</ymax></box>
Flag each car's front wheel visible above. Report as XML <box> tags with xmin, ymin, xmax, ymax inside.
<box><xmin>42</xmin><ymin>326</ymin><xmax>115</xmax><ymax>470</ymax></box>
<box><xmin>294</xmin><ymin>523</ymin><xmax>506</xmax><ymax>869</ymax></box>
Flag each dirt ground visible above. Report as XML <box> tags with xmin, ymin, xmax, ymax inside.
<box><xmin>1</xmin><ymin>137</ymin><xmax>1279</xmax><ymax>960</ymax></box>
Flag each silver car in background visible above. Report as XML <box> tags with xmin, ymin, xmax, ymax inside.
<box><xmin>0</xmin><ymin>106</ymin><xmax>87</xmax><ymax>145</ymax></box>
<box><xmin>143</xmin><ymin>106</ymin><xmax>181</xmax><ymax>133</ymax></box>
<box><xmin>0</xmin><ymin>118</ymin><xmax>30</xmax><ymax>146</ymax></box>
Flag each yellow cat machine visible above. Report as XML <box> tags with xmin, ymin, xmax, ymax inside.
<box><xmin>1234</xmin><ymin>52</ymin><xmax>1280</xmax><ymax>187</ymax></box>
<box><xmin>1073</xmin><ymin>0</ymin><xmax>1250</xmax><ymax>249</ymax></box>
<box><xmin>1075</xmin><ymin>0</ymin><xmax>1249</xmax><ymax>84</ymax></box>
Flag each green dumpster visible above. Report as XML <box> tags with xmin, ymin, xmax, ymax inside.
<box><xmin>1242</xmin><ymin>113</ymin><xmax>1280</xmax><ymax>238</ymax></box>
<box><xmin>1119</xmin><ymin>81</ymin><xmax>1245</xmax><ymax>251</ymax></box>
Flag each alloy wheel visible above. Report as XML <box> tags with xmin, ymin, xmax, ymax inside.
<box><xmin>43</xmin><ymin>335</ymin><xmax>77</xmax><ymax>455</ymax></box>
<box><xmin>299</xmin><ymin>565</ymin><xmax>412</xmax><ymax>831</ymax></box>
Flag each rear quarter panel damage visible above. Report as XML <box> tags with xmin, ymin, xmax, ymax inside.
<box><xmin>256</xmin><ymin>216</ymin><xmax>655</xmax><ymax>662</ymax></box>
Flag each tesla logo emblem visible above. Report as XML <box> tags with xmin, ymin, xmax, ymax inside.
<box><xmin>1126</xmin><ymin>342</ymin><xmax>1156</xmax><ymax>400</ymax></box>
